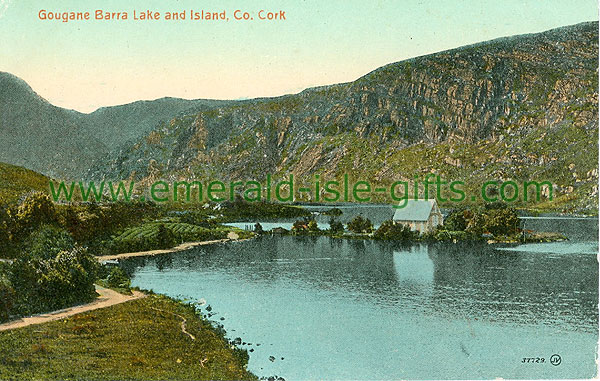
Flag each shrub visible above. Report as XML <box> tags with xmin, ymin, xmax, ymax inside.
<box><xmin>0</xmin><ymin>275</ymin><xmax>15</xmax><ymax>322</ymax></box>
<box><xmin>374</xmin><ymin>220</ymin><xmax>416</xmax><ymax>241</ymax></box>
<box><xmin>106</xmin><ymin>267</ymin><xmax>131</xmax><ymax>289</ymax></box>
<box><xmin>323</xmin><ymin>207</ymin><xmax>343</xmax><ymax>216</ymax></box>
<box><xmin>483</xmin><ymin>206</ymin><xmax>521</xmax><ymax>236</ymax></box>
<box><xmin>25</xmin><ymin>224</ymin><xmax>74</xmax><ymax>260</ymax></box>
<box><xmin>433</xmin><ymin>230</ymin><xmax>476</xmax><ymax>242</ymax></box>
<box><xmin>292</xmin><ymin>220</ymin><xmax>308</xmax><ymax>233</ymax></box>
<box><xmin>14</xmin><ymin>192</ymin><xmax>56</xmax><ymax>231</ymax></box>
<box><xmin>9</xmin><ymin>246</ymin><xmax>99</xmax><ymax>315</ymax></box>
<box><xmin>347</xmin><ymin>216</ymin><xmax>373</xmax><ymax>234</ymax></box>
<box><xmin>328</xmin><ymin>218</ymin><xmax>344</xmax><ymax>233</ymax></box>
<box><xmin>156</xmin><ymin>224</ymin><xmax>176</xmax><ymax>249</ymax></box>
<box><xmin>307</xmin><ymin>220</ymin><xmax>319</xmax><ymax>232</ymax></box>
<box><xmin>443</xmin><ymin>209</ymin><xmax>470</xmax><ymax>231</ymax></box>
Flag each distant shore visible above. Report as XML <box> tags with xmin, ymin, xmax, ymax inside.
<box><xmin>95</xmin><ymin>232</ymin><xmax>253</xmax><ymax>262</ymax></box>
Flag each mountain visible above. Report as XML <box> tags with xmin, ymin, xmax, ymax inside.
<box><xmin>0</xmin><ymin>72</ymin><xmax>231</xmax><ymax>178</ymax></box>
<box><xmin>88</xmin><ymin>22</ymin><xmax>598</xmax><ymax>213</ymax></box>
<box><xmin>0</xmin><ymin>73</ymin><xmax>103</xmax><ymax>178</ymax></box>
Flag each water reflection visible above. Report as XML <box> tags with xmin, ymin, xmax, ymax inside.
<box><xmin>427</xmin><ymin>243</ymin><xmax>598</xmax><ymax>332</ymax></box>
<box><xmin>125</xmin><ymin>231</ymin><xmax>598</xmax><ymax>379</ymax></box>
<box><xmin>126</xmin><ymin>236</ymin><xmax>598</xmax><ymax>333</ymax></box>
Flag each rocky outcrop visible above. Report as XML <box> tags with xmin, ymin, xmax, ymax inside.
<box><xmin>86</xmin><ymin>22</ymin><xmax>598</xmax><ymax>213</ymax></box>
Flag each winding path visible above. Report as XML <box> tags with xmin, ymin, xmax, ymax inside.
<box><xmin>0</xmin><ymin>235</ymin><xmax>244</xmax><ymax>332</ymax></box>
<box><xmin>0</xmin><ymin>285</ymin><xmax>145</xmax><ymax>332</ymax></box>
<box><xmin>95</xmin><ymin>236</ymin><xmax>240</xmax><ymax>262</ymax></box>
<box><xmin>150</xmin><ymin>307</ymin><xmax>196</xmax><ymax>340</ymax></box>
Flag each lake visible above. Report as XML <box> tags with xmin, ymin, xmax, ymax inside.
<box><xmin>125</xmin><ymin>215</ymin><xmax>598</xmax><ymax>380</ymax></box>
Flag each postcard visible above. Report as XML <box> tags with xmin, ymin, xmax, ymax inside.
<box><xmin>0</xmin><ymin>1</ymin><xmax>598</xmax><ymax>380</ymax></box>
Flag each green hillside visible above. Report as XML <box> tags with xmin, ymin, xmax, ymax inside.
<box><xmin>0</xmin><ymin>162</ymin><xmax>49</xmax><ymax>204</ymax></box>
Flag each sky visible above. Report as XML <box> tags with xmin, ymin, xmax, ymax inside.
<box><xmin>0</xmin><ymin>0</ymin><xmax>597</xmax><ymax>113</ymax></box>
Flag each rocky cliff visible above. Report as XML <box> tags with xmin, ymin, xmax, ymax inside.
<box><xmin>88</xmin><ymin>22</ymin><xmax>598</xmax><ymax>213</ymax></box>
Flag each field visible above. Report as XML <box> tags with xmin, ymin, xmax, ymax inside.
<box><xmin>0</xmin><ymin>294</ymin><xmax>257</xmax><ymax>380</ymax></box>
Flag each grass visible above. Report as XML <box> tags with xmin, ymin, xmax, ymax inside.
<box><xmin>0</xmin><ymin>294</ymin><xmax>257</xmax><ymax>380</ymax></box>
<box><xmin>0</xmin><ymin>162</ymin><xmax>49</xmax><ymax>204</ymax></box>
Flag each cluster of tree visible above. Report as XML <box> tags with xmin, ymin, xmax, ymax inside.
<box><xmin>0</xmin><ymin>192</ymin><xmax>164</xmax><ymax>321</ymax></box>
<box><xmin>373</xmin><ymin>220</ymin><xmax>418</xmax><ymax>241</ymax></box>
<box><xmin>219</xmin><ymin>198</ymin><xmax>310</xmax><ymax>220</ymax></box>
<box><xmin>0</xmin><ymin>192</ymin><xmax>163</xmax><ymax>258</ymax></box>
<box><xmin>0</xmin><ymin>224</ymin><xmax>99</xmax><ymax>321</ymax></box>
<box><xmin>439</xmin><ymin>202</ymin><xmax>521</xmax><ymax>239</ymax></box>
<box><xmin>292</xmin><ymin>218</ymin><xmax>320</xmax><ymax>233</ymax></box>
<box><xmin>321</xmin><ymin>207</ymin><xmax>343</xmax><ymax>217</ymax></box>
<box><xmin>346</xmin><ymin>216</ymin><xmax>373</xmax><ymax>234</ymax></box>
<box><xmin>289</xmin><ymin>215</ymin><xmax>374</xmax><ymax>235</ymax></box>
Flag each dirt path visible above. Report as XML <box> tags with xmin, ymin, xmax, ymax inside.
<box><xmin>151</xmin><ymin>307</ymin><xmax>195</xmax><ymax>340</ymax></box>
<box><xmin>0</xmin><ymin>235</ymin><xmax>246</xmax><ymax>332</ymax></box>
<box><xmin>95</xmin><ymin>238</ymin><xmax>233</xmax><ymax>262</ymax></box>
<box><xmin>0</xmin><ymin>285</ymin><xmax>145</xmax><ymax>332</ymax></box>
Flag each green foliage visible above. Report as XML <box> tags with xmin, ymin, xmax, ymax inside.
<box><xmin>322</xmin><ymin>207</ymin><xmax>343</xmax><ymax>216</ymax></box>
<box><xmin>374</xmin><ymin>220</ymin><xmax>417</xmax><ymax>241</ymax></box>
<box><xmin>483</xmin><ymin>204</ymin><xmax>521</xmax><ymax>236</ymax></box>
<box><xmin>347</xmin><ymin>216</ymin><xmax>373</xmax><ymax>234</ymax></box>
<box><xmin>106</xmin><ymin>267</ymin><xmax>131</xmax><ymax>289</ymax></box>
<box><xmin>307</xmin><ymin>220</ymin><xmax>319</xmax><ymax>232</ymax></box>
<box><xmin>11</xmin><ymin>192</ymin><xmax>56</xmax><ymax>233</ymax></box>
<box><xmin>445</xmin><ymin>203</ymin><xmax>521</xmax><ymax>237</ymax></box>
<box><xmin>292</xmin><ymin>219</ymin><xmax>308</xmax><ymax>233</ymax></box>
<box><xmin>57</xmin><ymin>201</ymin><xmax>162</xmax><ymax>245</ymax></box>
<box><xmin>433</xmin><ymin>230</ymin><xmax>477</xmax><ymax>242</ymax></box>
<box><xmin>8</xmin><ymin>246</ymin><xmax>99</xmax><ymax>316</ymax></box>
<box><xmin>465</xmin><ymin>213</ymin><xmax>486</xmax><ymax>236</ymax></box>
<box><xmin>328</xmin><ymin>217</ymin><xmax>344</xmax><ymax>233</ymax></box>
<box><xmin>105</xmin><ymin>222</ymin><xmax>227</xmax><ymax>255</ymax></box>
<box><xmin>443</xmin><ymin>209</ymin><xmax>469</xmax><ymax>231</ymax></box>
<box><xmin>25</xmin><ymin>224</ymin><xmax>74</xmax><ymax>260</ymax></box>
<box><xmin>156</xmin><ymin>223</ymin><xmax>176</xmax><ymax>249</ymax></box>
<box><xmin>0</xmin><ymin>275</ymin><xmax>15</xmax><ymax>322</ymax></box>
<box><xmin>219</xmin><ymin>200</ymin><xmax>309</xmax><ymax>220</ymax></box>
<box><xmin>0</xmin><ymin>162</ymin><xmax>49</xmax><ymax>205</ymax></box>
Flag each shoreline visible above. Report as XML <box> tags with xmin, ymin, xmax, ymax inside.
<box><xmin>96</xmin><ymin>234</ymin><xmax>252</xmax><ymax>262</ymax></box>
<box><xmin>0</xmin><ymin>285</ymin><xmax>145</xmax><ymax>332</ymax></box>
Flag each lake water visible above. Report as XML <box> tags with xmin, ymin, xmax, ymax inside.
<box><xmin>126</xmin><ymin>215</ymin><xmax>599</xmax><ymax>380</ymax></box>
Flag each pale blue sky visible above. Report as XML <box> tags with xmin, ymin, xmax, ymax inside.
<box><xmin>0</xmin><ymin>0</ymin><xmax>597</xmax><ymax>112</ymax></box>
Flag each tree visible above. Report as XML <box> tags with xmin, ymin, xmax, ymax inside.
<box><xmin>12</xmin><ymin>192</ymin><xmax>56</xmax><ymax>233</ymax></box>
<box><xmin>307</xmin><ymin>220</ymin><xmax>319</xmax><ymax>232</ymax></box>
<box><xmin>465</xmin><ymin>213</ymin><xmax>486</xmax><ymax>236</ymax></box>
<box><xmin>156</xmin><ymin>224</ymin><xmax>176</xmax><ymax>249</ymax></box>
<box><xmin>347</xmin><ymin>216</ymin><xmax>373</xmax><ymax>234</ymax></box>
<box><xmin>484</xmin><ymin>207</ymin><xmax>520</xmax><ymax>236</ymax></box>
<box><xmin>292</xmin><ymin>220</ymin><xmax>308</xmax><ymax>233</ymax></box>
<box><xmin>328</xmin><ymin>217</ymin><xmax>344</xmax><ymax>233</ymax></box>
<box><xmin>374</xmin><ymin>220</ymin><xmax>415</xmax><ymax>241</ymax></box>
<box><xmin>443</xmin><ymin>208</ymin><xmax>469</xmax><ymax>231</ymax></box>
<box><xmin>9</xmin><ymin>246</ymin><xmax>99</xmax><ymax>314</ymax></box>
<box><xmin>324</xmin><ymin>207</ymin><xmax>343</xmax><ymax>216</ymax></box>
<box><xmin>106</xmin><ymin>266</ymin><xmax>131</xmax><ymax>289</ymax></box>
<box><xmin>25</xmin><ymin>224</ymin><xmax>74</xmax><ymax>260</ymax></box>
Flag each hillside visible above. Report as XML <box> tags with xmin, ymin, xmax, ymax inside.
<box><xmin>0</xmin><ymin>162</ymin><xmax>49</xmax><ymax>204</ymax></box>
<box><xmin>0</xmin><ymin>72</ymin><xmax>231</xmax><ymax>178</ymax></box>
<box><xmin>87</xmin><ymin>22</ymin><xmax>599</xmax><ymax>213</ymax></box>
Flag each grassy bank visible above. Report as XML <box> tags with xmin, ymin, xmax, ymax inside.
<box><xmin>0</xmin><ymin>294</ymin><xmax>257</xmax><ymax>380</ymax></box>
